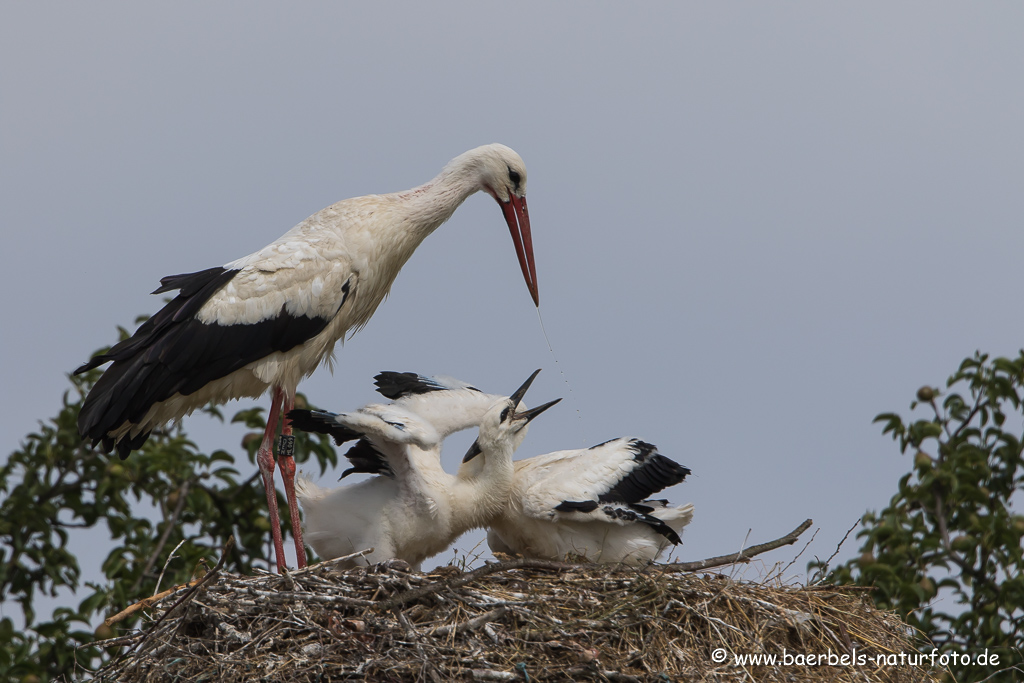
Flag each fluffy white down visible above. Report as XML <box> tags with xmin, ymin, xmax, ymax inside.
<box><xmin>295</xmin><ymin>472</ymin><xmax>450</xmax><ymax>570</ymax></box>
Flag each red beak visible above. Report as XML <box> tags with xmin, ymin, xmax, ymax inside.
<box><xmin>500</xmin><ymin>193</ymin><xmax>539</xmax><ymax>306</ymax></box>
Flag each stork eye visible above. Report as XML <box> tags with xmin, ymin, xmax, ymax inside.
<box><xmin>500</xmin><ymin>406</ymin><xmax>511</xmax><ymax>422</ymax></box>
<box><xmin>507</xmin><ymin>166</ymin><xmax>521</xmax><ymax>188</ymax></box>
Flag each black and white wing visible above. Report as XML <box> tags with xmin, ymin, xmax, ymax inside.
<box><xmin>292</xmin><ymin>402</ymin><xmax>442</xmax><ymax>481</ymax></box>
<box><xmin>516</xmin><ymin>438</ymin><xmax>691</xmax><ymax>543</ymax></box>
<box><xmin>76</xmin><ymin>235</ymin><xmax>355</xmax><ymax>457</ymax></box>
<box><xmin>373</xmin><ymin>371</ymin><xmax>506</xmax><ymax>438</ymax></box>
<box><xmin>288</xmin><ymin>408</ymin><xmax>387</xmax><ymax>479</ymax></box>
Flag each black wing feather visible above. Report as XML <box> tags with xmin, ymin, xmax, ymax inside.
<box><xmin>601</xmin><ymin>503</ymin><xmax>683</xmax><ymax>544</ymax></box>
<box><xmin>287</xmin><ymin>409</ymin><xmax>361</xmax><ymax>446</ymax></box>
<box><xmin>76</xmin><ymin>266</ymin><xmax>338</xmax><ymax>457</ymax></box>
<box><xmin>288</xmin><ymin>409</ymin><xmax>391</xmax><ymax>479</ymax></box>
<box><xmin>597</xmin><ymin>440</ymin><xmax>691</xmax><ymax>505</ymax></box>
<box><xmin>554</xmin><ymin>500</ymin><xmax>600</xmax><ymax>513</ymax></box>
<box><xmin>374</xmin><ymin>371</ymin><xmax>480</xmax><ymax>400</ymax></box>
<box><xmin>339</xmin><ymin>439</ymin><xmax>393</xmax><ymax>479</ymax></box>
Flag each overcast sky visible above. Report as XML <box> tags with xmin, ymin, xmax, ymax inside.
<box><xmin>2</xmin><ymin>3</ymin><xmax>1023</xmax><ymax>612</ymax></box>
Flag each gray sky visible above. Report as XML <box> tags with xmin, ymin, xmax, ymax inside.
<box><xmin>2</xmin><ymin>3</ymin><xmax>1023</xmax><ymax>605</ymax></box>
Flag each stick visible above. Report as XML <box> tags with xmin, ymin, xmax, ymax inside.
<box><xmin>658</xmin><ymin>519</ymin><xmax>813</xmax><ymax>573</ymax></box>
<box><xmin>807</xmin><ymin>518</ymin><xmax>858</xmax><ymax>584</ymax></box>
<box><xmin>428</xmin><ymin>607</ymin><xmax>507</xmax><ymax>637</ymax></box>
<box><xmin>154</xmin><ymin>539</ymin><xmax>188</xmax><ymax>596</ymax></box>
<box><xmin>132</xmin><ymin>477</ymin><xmax>193</xmax><ymax>592</ymax></box>
<box><xmin>287</xmin><ymin>547</ymin><xmax>374</xmax><ymax>576</ymax></box>
<box><xmin>471</xmin><ymin>670</ymin><xmax>517</xmax><ymax>681</ymax></box>
<box><xmin>104</xmin><ymin>574</ymin><xmax>203</xmax><ymax>627</ymax></box>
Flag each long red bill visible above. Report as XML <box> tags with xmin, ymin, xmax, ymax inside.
<box><xmin>500</xmin><ymin>194</ymin><xmax>539</xmax><ymax>306</ymax></box>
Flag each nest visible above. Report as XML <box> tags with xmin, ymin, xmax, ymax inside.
<box><xmin>90</xmin><ymin>553</ymin><xmax>938</xmax><ymax>683</ymax></box>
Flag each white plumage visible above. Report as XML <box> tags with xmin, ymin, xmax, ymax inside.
<box><xmin>291</xmin><ymin>371</ymin><xmax>559</xmax><ymax>569</ymax></box>
<box><xmin>485</xmin><ymin>438</ymin><xmax>694</xmax><ymax>565</ymax></box>
<box><xmin>75</xmin><ymin>144</ymin><xmax>538</xmax><ymax>571</ymax></box>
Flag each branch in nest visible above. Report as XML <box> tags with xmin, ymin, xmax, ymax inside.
<box><xmin>104</xmin><ymin>576</ymin><xmax>203</xmax><ymax>627</ymax></box>
<box><xmin>471</xmin><ymin>670</ymin><xmax>518</xmax><ymax>681</ymax></box>
<box><xmin>658</xmin><ymin>518</ymin><xmax>814</xmax><ymax>573</ymax></box>
<box><xmin>428</xmin><ymin>606</ymin><xmax>507</xmax><ymax>637</ymax></box>
<box><xmin>287</xmin><ymin>547</ymin><xmax>374</xmax><ymax>576</ymax></box>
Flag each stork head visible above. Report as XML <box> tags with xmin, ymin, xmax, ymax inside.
<box><xmin>463</xmin><ymin>369</ymin><xmax>561</xmax><ymax>462</ymax></box>
<box><xmin>459</xmin><ymin>144</ymin><xmax>538</xmax><ymax>306</ymax></box>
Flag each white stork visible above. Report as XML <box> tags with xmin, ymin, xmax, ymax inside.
<box><xmin>74</xmin><ymin>144</ymin><xmax>538</xmax><ymax>571</ymax></box>
<box><xmin>479</xmin><ymin>438</ymin><xmax>694</xmax><ymax>565</ymax></box>
<box><xmin>289</xmin><ymin>370</ymin><xmax>559</xmax><ymax>568</ymax></box>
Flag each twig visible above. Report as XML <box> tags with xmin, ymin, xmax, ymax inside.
<box><xmin>132</xmin><ymin>477</ymin><xmax>193</xmax><ymax>592</ymax></box>
<box><xmin>471</xmin><ymin>670</ymin><xmax>517</xmax><ymax>681</ymax></box>
<box><xmin>929</xmin><ymin>488</ymin><xmax>988</xmax><ymax>585</ymax></box>
<box><xmin>948</xmin><ymin>392</ymin><xmax>984</xmax><ymax>442</ymax></box>
<box><xmin>977</xmin><ymin>665</ymin><xmax>1024</xmax><ymax>683</ymax></box>
<box><xmin>772</xmin><ymin>526</ymin><xmax>819</xmax><ymax>582</ymax></box>
<box><xmin>809</xmin><ymin>519</ymin><xmax>858</xmax><ymax>585</ymax></box>
<box><xmin>82</xmin><ymin>632</ymin><xmax>143</xmax><ymax>649</ymax></box>
<box><xmin>236</xmin><ymin>587</ymin><xmax>375</xmax><ymax>608</ymax></box>
<box><xmin>396</xmin><ymin>610</ymin><xmax>420</xmax><ymax>638</ymax></box>
<box><xmin>429</xmin><ymin>607</ymin><xmax>507</xmax><ymax>637</ymax></box>
<box><xmin>658</xmin><ymin>519</ymin><xmax>813</xmax><ymax>573</ymax></box>
<box><xmin>287</xmin><ymin>547</ymin><xmax>374</xmax><ymax>576</ymax></box>
<box><xmin>153</xmin><ymin>539</ymin><xmax>187</xmax><ymax>596</ymax></box>
<box><xmin>37</xmin><ymin>465</ymin><xmax>74</xmax><ymax>504</ymax></box>
<box><xmin>280</xmin><ymin>564</ymin><xmax>296</xmax><ymax>591</ymax></box>
<box><xmin>104</xmin><ymin>574</ymin><xmax>202</xmax><ymax>627</ymax></box>
<box><xmin>737</xmin><ymin>527</ymin><xmax>753</xmax><ymax>557</ymax></box>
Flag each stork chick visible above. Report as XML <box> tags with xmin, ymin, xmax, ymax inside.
<box><xmin>483</xmin><ymin>438</ymin><xmax>693</xmax><ymax>565</ymax></box>
<box><xmin>292</xmin><ymin>370</ymin><xmax>559</xmax><ymax>569</ymax></box>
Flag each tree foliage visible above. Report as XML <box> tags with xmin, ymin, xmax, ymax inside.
<box><xmin>0</xmin><ymin>331</ymin><xmax>337</xmax><ymax>682</ymax></box>
<box><xmin>819</xmin><ymin>351</ymin><xmax>1024</xmax><ymax>682</ymax></box>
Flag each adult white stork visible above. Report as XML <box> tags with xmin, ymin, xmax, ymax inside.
<box><xmin>478</xmin><ymin>438</ymin><xmax>694</xmax><ymax>565</ymax></box>
<box><xmin>74</xmin><ymin>144</ymin><xmax>538</xmax><ymax>571</ymax></box>
<box><xmin>289</xmin><ymin>370</ymin><xmax>560</xmax><ymax>568</ymax></box>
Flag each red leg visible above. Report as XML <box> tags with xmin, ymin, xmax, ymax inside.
<box><xmin>278</xmin><ymin>394</ymin><xmax>306</xmax><ymax>568</ymax></box>
<box><xmin>256</xmin><ymin>387</ymin><xmax>288</xmax><ymax>572</ymax></box>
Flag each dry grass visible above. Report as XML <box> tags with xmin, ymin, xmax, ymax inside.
<box><xmin>88</xmin><ymin>554</ymin><xmax>939</xmax><ymax>683</ymax></box>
